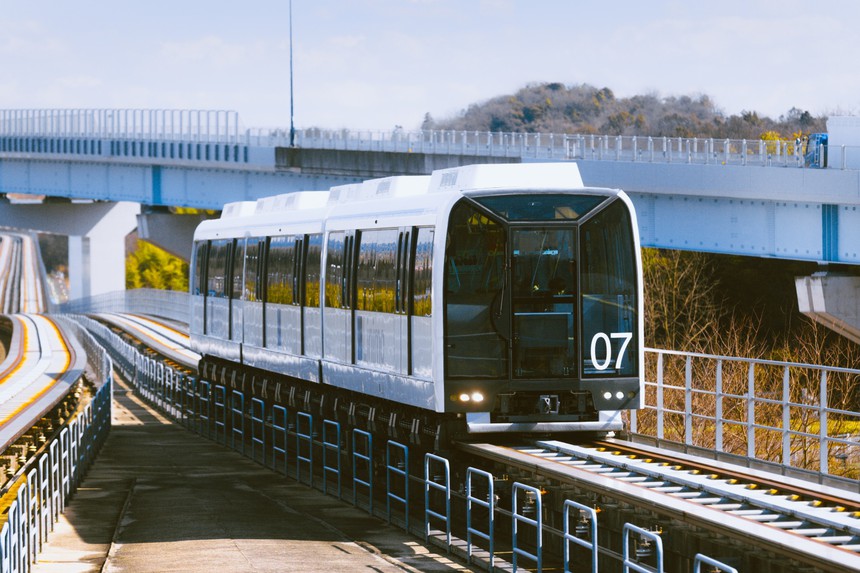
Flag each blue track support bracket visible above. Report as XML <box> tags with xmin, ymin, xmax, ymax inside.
<box><xmin>250</xmin><ymin>398</ymin><xmax>266</xmax><ymax>465</ymax></box>
<box><xmin>822</xmin><ymin>204</ymin><xmax>839</xmax><ymax>262</ymax></box>
<box><xmin>271</xmin><ymin>406</ymin><xmax>289</xmax><ymax>475</ymax></box>
<box><xmin>197</xmin><ymin>381</ymin><xmax>211</xmax><ymax>438</ymax></box>
<box><xmin>213</xmin><ymin>385</ymin><xmax>226</xmax><ymax>445</ymax></box>
<box><xmin>231</xmin><ymin>391</ymin><xmax>245</xmax><ymax>454</ymax></box>
<box><xmin>352</xmin><ymin>429</ymin><xmax>373</xmax><ymax>514</ymax></box>
<box><xmin>512</xmin><ymin>482</ymin><xmax>542</xmax><ymax>572</ymax></box>
<box><xmin>423</xmin><ymin>453</ymin><xmax>451</xmax><ymax>550</ymax></box>
<box><xmin>295</xmin><ymin>412</ymin><xmax>313</xmax><ymax>486</ymax></box>
<box><xmin>386</xmin><ymin>441</ymin><xmax>409</xmax><ymax>531</ymax></box>
<box><xmin>322</xmin><ymin>420</ymin><xmax>341</xmax><ymax>499</ymax></box>
<box><xmin>466</xmin><ymin>468</ymin><xmax>495</xmax><ymax>568</ymax></box>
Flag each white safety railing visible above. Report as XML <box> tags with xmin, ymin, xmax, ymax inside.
<box><xmin>631</xmin><ymin>348</ymin><xmax>860</xmax><ymax>485</ymax></box>
<box><xmin>56</xmin><ymin>288</ymin><xmax>190</xmax><ymax>324</ymax></box>
<box><xmin>5</xmin><ymin>108</ymin><xmax>860</xmax><ymax>170</ymax></box>
<box><xmin>0</xmin><ymin>318</ymin><xmax>112</xmax><ymax>572</ymax></box>
<box><xmin>0</xmin><ymin>109</ymin><xmax>241</xmax><ymax>143</ymax></box>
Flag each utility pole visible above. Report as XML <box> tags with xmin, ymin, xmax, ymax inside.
<box><xmin>289</xmin><ymin>0</ymin><xmax>296</xmax><ymax>147</ymax></box>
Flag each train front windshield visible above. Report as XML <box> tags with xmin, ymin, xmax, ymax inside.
<box><xmin>444</xmin><ymin>192</ymin><xmax>638</xmax><ymax>388</ymax></box>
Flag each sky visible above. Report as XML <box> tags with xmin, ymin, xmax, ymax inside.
<box><xmin>2</xmin><ymin>0</ymin><xmax>860</xmax><ymax>132</ymax></box>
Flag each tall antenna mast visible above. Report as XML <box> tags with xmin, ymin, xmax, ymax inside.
<box><xmin>289</xmin><ymin>0</ymin><xmax>295</xmax><ymax>147</ymax></box>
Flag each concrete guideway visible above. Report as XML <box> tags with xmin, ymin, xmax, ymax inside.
<box><xmin>30</xmin><ymin>377</ymin><xmax>476</xmax><ymax>573</ymax></box>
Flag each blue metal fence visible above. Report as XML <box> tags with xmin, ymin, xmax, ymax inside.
<box><xmin>73</xmin><ymin>309</ymin><xmax>776</xmax><ymax>573</ymax></box>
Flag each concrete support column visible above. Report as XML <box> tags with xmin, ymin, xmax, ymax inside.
<box><xmin>795</xmin><ymin>273</ymin><xmax>860</xmax><ymax>344</ymax></box>
<box><xmin>67</xmin><ymin>236</ymin><xmax>90</xmax><ymax>300</ymax></box>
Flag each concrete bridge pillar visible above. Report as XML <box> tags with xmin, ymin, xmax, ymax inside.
<box><xmin>795</xmin><ymin>273</ymin><xmax>860</xmax><ymax>344</ymax></box>
<box><xmin>0</xmin><ymin>201</ymin><xmax>140</xmax><ymax>301</ymax></box>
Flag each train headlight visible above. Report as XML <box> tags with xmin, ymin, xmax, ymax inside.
<box><xmin>471</xmin><ymin>392</ymin><xmax>484</xmax><ymax>403</ymax></box>
<box><xmin>603</xmin><ymin>391</ymin><xmax>612</xmax><ymax>400</ymax></box>
<box><xmin>616</xmin><ymin>391</ymin><xmax>625</xmax><ymax>400</ymax></box>
<box><xmin>459</xmin><ymin>393</ymin><xmax>471</xmax><ymax>402</ymax></box>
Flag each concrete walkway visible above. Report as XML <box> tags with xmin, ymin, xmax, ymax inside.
<box><xmin>31</xmin><ymin>378</ymin><xmax>476</xmax><ymax>572</ymax></box>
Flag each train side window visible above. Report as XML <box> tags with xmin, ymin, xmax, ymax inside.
<box><xmin>356</xmin><ymin>228</ymin><xmax>398</xmax><ymax>313</ymax></box>
<box><xmin>267</xmin><ymin>235</ymin><xmax>296</xmax><ymax>304</ymax></box>
<box><xmin>230</xmin><ymin>238</ymin><xmax>245</xmax><ymax>300</ymax></box>
<box><xmin>206</xmin><ymin>239</ymin><xmax>231</xmax><ymax>298</ymax></box>
<box><xmin>412</xmin><ymin>227</ymin><xmax>434</xmax><ymax>317</ymax></box>
<box><xmin>325</xmin><ymin>232</ymin><xmax>345</xmax><ymax>308</ymax></box>
<box><xmin>304</xmin><ymin>234</ymin><xmax>322</xmax><ymax>307</ymax></box>
<box><xmin>192</xmin><ymin>240</ymin><xmax>208</xmax><ymax>295</ymax></box>
<box><xmin>244</xmin><ymin>238</ymin><xmax>263</xmax><ymax>302</ymax></box>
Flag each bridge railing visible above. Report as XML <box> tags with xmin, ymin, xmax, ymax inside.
<box><xmin>632</xmin><ymin>347</ymin><xmax>860</xmax><ymax>487</ymax></box>
<box><xmin>0</xmin><ymin>109</ymin><xmax>241</xmax><ymax>143</ymax></box>
<box><xmin>55</xmin><ymin>288</ymin><xmax>190</xmax><ymax>325</ymax></box>
<box><xmin>290</xmin><ymin>128</ymin><xmax>812</xmax><ymax>167</ymax></box>
<box><xmin>7</xmin><ymin>108</ymin><xmax>860</xmax><ymax>170</ymax></box>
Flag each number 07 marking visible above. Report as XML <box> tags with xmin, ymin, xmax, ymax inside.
<box><xmin>590</xmin><ymin>332</ymin><xmax>633</xmax><ymax>371</ymax></box>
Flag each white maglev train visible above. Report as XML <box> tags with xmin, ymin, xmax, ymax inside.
<box><xmin>190</xmin><ymin>162</ymin><xmax>643</xmax><ymax>437</ymax></box>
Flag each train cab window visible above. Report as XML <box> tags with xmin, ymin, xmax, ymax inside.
<box><xmin>304</xmin><ymin>234</ymin><xmax>322</xmax><ymax>307</ymax></box>
<box><xmin>580</xmin><ymin>200</ymin><xmax>638</xmax><ymax>377</ymax></box>
<box><xmin>356</xmin><ymin>229</ymin><xmax>398</xmax><ymax>313</ymax></box>
<box><xmin>267</xmin><ymin>235</ymin><xmax>297</xmax><ymax>305</ymax></box>
<box><xmin>412</xmin><ymin>228</ymin><xmax>434</xmax><ymax>317</ymax></box>
<box><xmin>206</xmin><ymin>239</ymin><xmax>231</xmax><ymax>298</ymax></box>
<box><xmin>192</xmin><ymin>241</ymin><xmax>208</xmax><ymax>295</ymax></box>
<box><xmin>230</xmin><ymin>239</ymin><xmax>245</xmax><ymax>300</ymax></box>
<box><xmin>474</xmin><ymin>193</ymin><xmax>603</xmax><ymax>221</ymax></box>
<box><xmin>511</xmin><ymin>228</ymin><xmax>576</xmax><ymax>378</ymax></box>
<box><xmin>444</xmin><ymin>201</ymin><xmax>508</xmax><ymax>379</ymax></box>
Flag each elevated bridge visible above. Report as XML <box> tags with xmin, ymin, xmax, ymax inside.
<box><xmin>1</xmin><ymin>109</ymin><xmax>858</xmax><ymax>339</ymax></box>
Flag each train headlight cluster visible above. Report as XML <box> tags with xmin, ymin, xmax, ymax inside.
<box><xmin>604</xmin><ymin>391</ymin><xmax>630</xmax><ymax>401</ymax></box>
<box><xmin>456</xmin><ymin>392</ymin><xmax>485</xmax><ymax>403</ymax></box>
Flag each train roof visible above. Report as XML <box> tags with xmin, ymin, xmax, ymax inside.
<box><xmin>429</xmin><ymin>162</ymin><xmax>585</xmax><ymax>194</ymax></box>
<box><xmin>194</xmin><ymin>162</ymin><xmax>620</xmax><ymax>240</ymax></box>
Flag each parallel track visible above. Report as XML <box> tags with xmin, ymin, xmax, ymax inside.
<box><xmin>456</xmin><ymin>439</ymin><xmax>860</xmax><ymax>572</ymax></box>
<box><xmin>91</xmin><ymin>312</ymin><xmax>199</xmax><ymax>373</ymax></box>
<box><xmin>0</xmin><ymin>314</ymin><xmax>86</xmax><ymax>453</ymax></box>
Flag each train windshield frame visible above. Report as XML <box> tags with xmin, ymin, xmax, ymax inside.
<box><xmin>444</xmin><ymin>192</ymin><xmax>638</xmax><ymax>382</ymax></box>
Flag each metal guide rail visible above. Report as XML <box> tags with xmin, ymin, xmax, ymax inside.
<box><xmin>0</xmin><ymin>314</ymin><xmax>86</xmax><ymax>455</ymax></box>
<box><xmin>0</xmin><ymin>317</ymin><xmax>112</xmax><ymax>573</ymax></box>
<box><xmin>0</xmin><ymin>232</ymin><xmax>47</xmax><ymax>316</ymax></box>
<box><xmin>90</xmin><ymin>312</ymin><xmax>199</xmax><ymax>373</ymax></box>
<box><xmin>457</xmin><ymin>439</ymin><xmax>860</xmax><ymax>573</ymax></box>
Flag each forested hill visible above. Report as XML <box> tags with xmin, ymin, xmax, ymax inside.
<box><xmin>423</xmin><ymin>82</ymin><xmax>826</xmax><ymax>140</ymax></box>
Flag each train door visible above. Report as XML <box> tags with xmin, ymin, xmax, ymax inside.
<box><xmin>323</xmin><ymin>230</ymin><xmax>356</xmax><ymax>364</ymax></box>
<box><xmin>229</xmin><ymin>238</ymin><xmax>245</xmax><ymax>344</ymax></box>
<box><xmin>355</xmin><ymin>228</ymin><xmax>401</xmax><ymax>373</ymax></box>
<box><xmin>395</xmin><ymin>229</ymin><xmax>411</xmax><ymax>374</ymax></box>
<box><xmin>303</xmin><ymin>234</ymin><xmax>323</xmax><ymax>358</ymax></box>
<box><xmin>191</xmin><ymin>240</ymin><xmax>207</xmax><ymax>335</ymax></box>
<box><xmin>205</xmin><ymin>239</ymin><xmax>231</xmax><ymax>340</ymax></box>
<box><xmin>264</xmin><ymin>235</ymin><xmax>302</xmax><ymax>354</ymax></box>
<box><xmin>242</xmin><ymin>238</ymin><xmax>265</xmax><ymax>349</ymax></box>
<box><xmin>410</xmin><ymin>227</ymin><xmax>434</xmax><ymax>378</ymax></box>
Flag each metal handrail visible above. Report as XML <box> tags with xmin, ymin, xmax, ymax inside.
<box><xmin>9</xmin><ymin>108</ymin><xmax>860</xmax><ymax>170</ymax></box>
<box><xmin>632</xmin><ymin>347</ymin><xmax>860</xmax><ymax>480</ymax></box>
